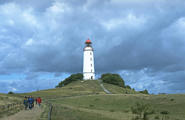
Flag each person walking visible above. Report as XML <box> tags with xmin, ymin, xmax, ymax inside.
<box><xmin>28</xmin><ymin>96</ymin><xmax>34</xmax><ymax>109</ymax></box>
<box><xmin>37</xmin><ymin>97</ymin><xmax>42</xmax><ymax>107</ymax></box>
<box><xmin>23</xmin><ymin>96</ymin><xmax>28</xmax><ymax>110</ymax></box>
<box><xmin>35</xmin><ymin>97</ymin><xmax>38</xmax><ymax>105</ymax></box>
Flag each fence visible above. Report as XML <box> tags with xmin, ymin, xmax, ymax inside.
<box><xmin>44</xmin><ymin>101</ymin><xmax>53</xmax><ymax>120</ymax></box>
<box><xmin>48</xmin><ymin>104</ymin><xmax>53</xmax><ymax>120</ymax></box>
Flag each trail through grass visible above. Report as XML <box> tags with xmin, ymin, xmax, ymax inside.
<box><xmin>0</xmin><ymin>105</ymin><xmax>43</xmax><ymax>120</ymax></box>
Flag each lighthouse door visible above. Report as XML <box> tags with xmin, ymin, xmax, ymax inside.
<box><xmin>91</xmin><ymin>76</ymin><xmax>93</xmax><ymax>80</ymax></box>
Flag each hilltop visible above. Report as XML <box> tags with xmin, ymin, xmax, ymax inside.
<box><xmin>21</xmin><ymin>80</ymin><xmax>138</xmax><ymax>99</ymax></box>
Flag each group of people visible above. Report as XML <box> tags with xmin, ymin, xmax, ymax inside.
<box><xmin>23</xmin><ymin>96</ymin><xmax>42</xmax><ymax>110</ymax></box>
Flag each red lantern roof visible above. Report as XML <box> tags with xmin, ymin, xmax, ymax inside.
<box><xmin>85</xmin><ymin>38</ymin><xmax>92</xmax><ymax>44</ymax></box>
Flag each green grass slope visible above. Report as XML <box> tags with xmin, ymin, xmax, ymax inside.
<box><xmin>103</xmin><ymin>82</ymin><xmax>138</xmax><ymax>94</ymax></box>
<box><xmin>21</xmin><ymin>80</ymin><xmax>104</xmax><ymax>99</ymax></box>
<box><xmin>22</xmin><ymin>80</ymin><xmax>135</xmax><ymax>99</ymax></box>
<box><xmin>49</xmin><ymin>94</ymin><xmax>185</xmax><ymax>120</ymax></box>
<box><xmin>21</xmin><ymin>80</ymin><xmax>184</xmax><ymax>120</ymax></box>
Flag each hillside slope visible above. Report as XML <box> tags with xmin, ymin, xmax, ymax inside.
<box><xmin>0</xmin><ymin>93</ymin><xmax>23</xmax><ymax>118</ymax></box>
<box><xmin>20</xmin><ymin>80</ymin><xmax>185</xmax><ymax>120</ymax></box>
<box><xmin>22</xmin><ymin>80</ymin><xmax>136</xmax><ymax>99</ymax></box>
<box><xmin>0</xmin><ymin>93</ymin><xmax>21</xmax><ymax>105</ymax></box>
<box><xmin>49</xmin><ymin>94</ymin><xmax>185</xmax><ymax>120</ymax></box>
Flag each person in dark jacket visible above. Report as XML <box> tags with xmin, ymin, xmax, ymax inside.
<box><xmin>23</xmin><ymin>96</ymin><xmax>28</xmax><ymax>110</ymax></box>
<box><xmin>28</xmin><ymin>96</ymin><xmax>34</xmax><ymax>109</ymax></box>
<box><xmin>35</xmin><ymin>98</ymin><xmax>38</xmax><ymax>104</ymax></box>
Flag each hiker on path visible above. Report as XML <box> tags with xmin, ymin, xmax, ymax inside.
<box><xmin>28</xmin><ymin>96</ymin><xmax>34</xmax><ymax>109</ymax></box>
<box><xmin>35</xmin><ymin>98</ymin><xmax>38</xmax><ymax>104</ymax></box>
<box><xmin>37</xmin><ymin>97</ymin><xmax>42</xmax><ymax>107</ymax></box>
<box><xmin>23</xmin><ymin>96</ymin><xmax>28</xmax><ymax>110</ymax></box>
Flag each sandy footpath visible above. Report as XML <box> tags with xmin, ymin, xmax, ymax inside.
<box><xmin>0</xmin><ymin>105</ymin><xmax>43</xmax><ymax>120</ymax></box>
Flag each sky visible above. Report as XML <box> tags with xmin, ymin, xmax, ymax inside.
<box><xmin>0</xmin><ymin>0</ymin><xmax>185</xmax><ymax>94</ymax></box>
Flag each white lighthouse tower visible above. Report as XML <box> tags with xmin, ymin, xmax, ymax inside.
<box><xmin>83</xmin><ymin>38</ymin><xmax>95</xmax><ymax>80</ymax></box>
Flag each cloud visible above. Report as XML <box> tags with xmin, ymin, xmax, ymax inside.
<box><xmin>0</xmin><ymin>0</ymin><xmax>185</xmax><ymax>93</ymax></box>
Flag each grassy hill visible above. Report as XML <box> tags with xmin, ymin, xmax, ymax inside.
<box><xmin>23</xmin><ymin>80</ymin><xmax>185</xmax><ymax>120</ymax></box>
<box><xmin>1</xmin><ymin>80</ymin><xmax>185</xmax><ymax>120</ymax></box>
<box><xmin>21</xmin><ymin>80</ymin><xmax>137</xmax><ymax>99</ymax></box>
<box><xmin>49</xmin><ymin>94</ymin><xmax>185</xmax><ymax>120</ymax></box>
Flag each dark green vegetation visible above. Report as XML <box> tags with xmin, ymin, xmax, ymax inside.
<box><xmin>131</xmin><ymin>102</ymin><xmax>154</xmax><ymax>120</ymax></box>
<box><xmin>0</xmin><ymin>77</ymin><xmax>185</xmax><ymax>120</ymax></box>
<box><xmin>8</xmin><ymin>91</ymin><xmax>14</xmax><ymax>94</ymax></box>
<box><xmin>139</xmin><ymin>89</ymin><xmax>149</xmax><ymax>94</ymax></box>
<box><xmin>56</xmin><ymin>73</ymin><xmax>130</xmax><ymax>90</ymax></box>
<box><xmin>56</xmin><ymin>73</ymin><xmax>83</xmax><ymax>87</ymax></box>
<box><xmin>101</xmin><ymin>73</ymin><xmax>125</xmax><ymax>87</ymax></box>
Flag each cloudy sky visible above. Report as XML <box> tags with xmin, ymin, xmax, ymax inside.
<box><xmin>0</xmin><ymin>0</ymin><xmax>185</xmax><ymax>94</ymax></box>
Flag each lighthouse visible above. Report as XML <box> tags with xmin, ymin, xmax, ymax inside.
<box><xmin>83</xmin><ymin>38</ymin><xmax>95</xmax><ymax>80</ymax></box>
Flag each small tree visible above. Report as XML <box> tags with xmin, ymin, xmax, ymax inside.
<box><xmin>101</xmin><ymin>73</ymin><xmax>125</xmax><ymax>87</ymax></box>
<box><xmin>131</xmin><ymin>102</ymin><xmax>154</xmax><ymax>120</ymax></box>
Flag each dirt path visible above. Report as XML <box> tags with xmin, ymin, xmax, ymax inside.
<box><xmin>0</xmin><ymin>105</ymin><xmax>43</xmax><ymax>120</ymax></box>
<box><xmin>98</xmin><ymin>79</ymin><xmax>112</xmax><ymax>94</ymax></box>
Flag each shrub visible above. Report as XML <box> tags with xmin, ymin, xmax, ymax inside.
<box><xmin>160</xmin><ymin>110</ymin><xmax>169</xmax><ymax>115</ymax></box>
<box><xmin>56</xmin><ymin>73</ymin><xmax>83</xmax><ymax>87</ymax></box>
<box><xmin>89</xmin><ymin>104</ymin><xmax>94</xmax><ymax>107</ymax></box>
<box><xmin>131</xmin><ymin>102</ymin><xmax>154</xmax><ymax>120</ymax></box>
<box><xmin>160</xmin><ymin>110</ymin><xmax>169</xmax><ymax>120</ymax></box>
<box><xmin>154</xmin><ymin>116</ymin><xmax>160</xmax><ymax>119</ymax></box>
<box><xmin>101</xmin><ymin>73</ymin><xmax>125</xmax><ymax>87</ymax></box>
<box><xmin>110</xmin><ymin>109</ymin><xmax>115</xmax><ymax>112</ymax></box>
<box><xmin>125</xmin><ymin>85</ymin><xmax>131</xmax><ymax>89</ymax></box>
<box><xmin>8</xmin><ymin>91</ymin><xmax>14</xmax><ymax>94</ymax></box>
<box><xmin>139</xmin><ymin>89</ymin><xmax>149</xmax><ymax>94</ymax></box>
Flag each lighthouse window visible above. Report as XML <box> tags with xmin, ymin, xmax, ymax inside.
<box><xmin>91</xmin><ymin>64</ymin><xmax>92</xmax><ymax>67</ymax></box>
<box><xmin>91</xmin><ymin>69</ymin><xmax>92</xmax><ymax>72</ymax></box>
<box><xmin>90</xmin><ymin>52</ymin><xmax>92</xmax><ymax>55</ymax></box>
<box><xmin>90</xmin><ymin>58</ymin><xmax>92</xmax><ymax>61</ymax></box>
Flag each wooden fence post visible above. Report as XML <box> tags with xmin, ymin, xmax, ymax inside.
<box><xmin>48</xmin><ymin>104</ymin><xmax>53</xmax><ymax>120</ymax></box>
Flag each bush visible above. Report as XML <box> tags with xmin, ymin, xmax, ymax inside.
<box><xmin>139</xmin><ymin>89</ymin><xmax>149</xmax><ymax>94</ymax></box>
<box><xmin>131</xmin><ymin>102</ymin><xmax>154</xmax><ymax>120</ymax></box>
<box><xmin>160</xmin><ymin>110</ymin><xmax>169</xmax><ymax>115</ymax></box>
<box><xmin>56</xmin><ymin>73</ymin><xmax>83</xmax><ymax>87</ymax></box>
<box><xmin>89</xmin><ymin>104</ymin><xmax>94</xmax><ymax>107</ymax></box>
<box><xmin>160</xmin><ymin>110</ymin><xmax>169</xmax><ymax>120</ymax></box>
<box><xmin>101</xmin><ymin>73</ymin><xmax>125</xmax><ymax>87</ymax></box>
<box><xmin>125</xmin><ymin>85</ymin><xmax>131</xmax><ymax>89</ymax></box>
<box><xmin>8</xmin><ymin>91</ymin><xmax>14</xmax><ymax>94</ymax></box>
<box><xmin>154</xmin><ymin>116</ymin><xmax>160</xmax><ymax>119</ymax></box>
<box><xmin>110</xmin><ymin>109</ymin><xmax>115</xmax><ymax>112</ymax></box>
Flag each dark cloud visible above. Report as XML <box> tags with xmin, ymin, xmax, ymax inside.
<box><xmin>0</xmin><ymin>0</ymin><xmax>185</xmax><ymax>93</ymax></box>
